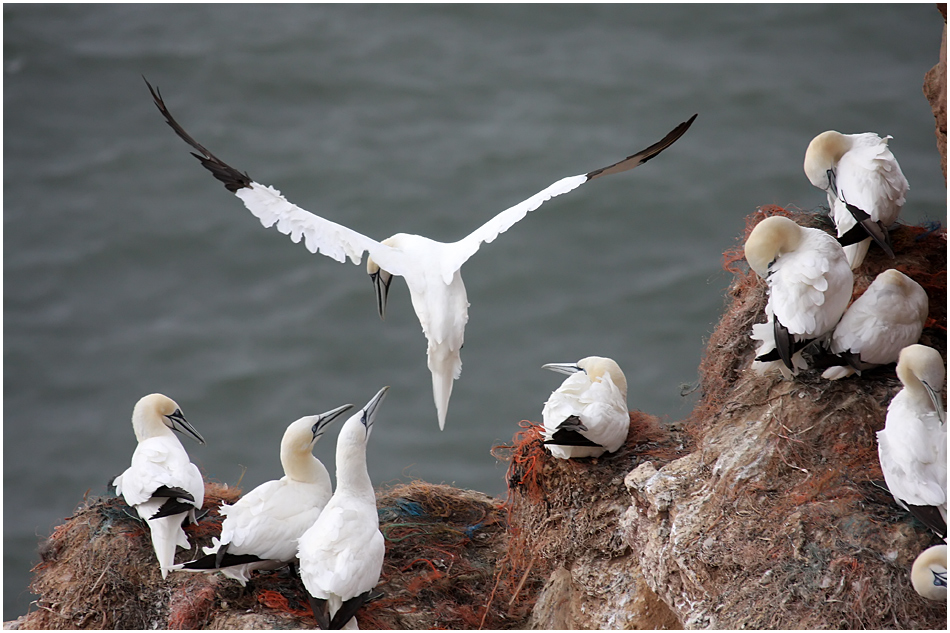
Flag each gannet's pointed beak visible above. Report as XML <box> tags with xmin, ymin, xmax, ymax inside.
<box><xmin>922</xmin><ymin>380</ymin><xmax>946</xmax><ymax>424</ymax></box>
<box><xmin>371</xmin><ymin>270</ymin><xmax>393</xmax><ymax>321</ymax></box>
<box><xmin>542</xmin><ymin>362</ymin><xmax>584</xmax><ymax>376</ymax></box>
<box><xmin>166</xmin><ymin>409</ymin><xmax>205</xmax><ymax>445</ymax></box>
<box><xmin>360</xmin><ymin>386</ymin><xmax>390</xmax><ymax>439</ymax></box>
<box><xmin>311</xmin><ymin>403</ymin><xmax>355</xmax><ymax>442</ymax></box>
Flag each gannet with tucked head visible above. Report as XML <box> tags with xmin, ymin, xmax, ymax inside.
<box><xmin>541</xmin><ymin>356</ymin><xmax>629</xmax><ymax>459</ymax></box>
<box><xmin>912</xmin><ymin>544</ymin><xmax>947</xmax><ymax>602</ymax></box>
<box><xmin>173</xmin><ymin>403</ymin><xmax>353</xmax><ymax>585</ymax></box>
<box><xmin>744</xmin><ymin>216</ymin><xmax>853</xmax><ymax>378</ymax></box>
<box><xmin>147</xmin><ymin>79</ymin><xmax>696</xmax><ymax>430</ymax></box>
<box><xmin>113</xmin><ymin>393</ymin><xmax>206</xmax><ymax>579</ymax></box>
<box><xmin>821</xmin><ymin>269</ymin><xmax>928</xmax><ymax>380</ymax></box>
<box><xmin>298</xmin><ymin>386</ymin><xmax>389</xmax><ymax>630</ymax></box>
<box><xmin>804</xmin><ymin>130</ymin><xmax>908</xmax><ymax>268</ymax></box>
<box><xmin>878</xmin><ymin>344</ymin><xmax>947</xmax><ymax>538</ymax></box>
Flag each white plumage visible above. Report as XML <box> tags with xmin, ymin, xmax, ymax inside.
<box><xmin>541</xmin><ymin>356</ymin><xmax>629</xmax><ymax>459</ymax></box>
<box><xmin>878</xmin><ymin>344</ymin><xmax>947</xmax><ymax>538</ymax></box>
<box><xmin>911</xmin><ymin>544</ymin><xmax>947</xmax><ymax>602</ymax></box>
<box><xmin>298</xmin><ymin>387</ymin><xmax>389</xmax><ymax>630</ymax></box>
<box><xmin>822</xmin><ymin>268</ymin><xmax>928</xmax><ymax>380</ymax></box>
<box><xmin>113</xmin><ymin>393</ymin><xmax>205</xmax><ymax>579</ymax></box>
<box><xmin>148</xmin><ymin>80</ymin><xmax>695</xmax><ymax>430</ymax></box>
<box><xmin>744</xmin><ymin>215</ymin><xmax>854</xmax><ymax>378</ymax></box>
<box><xmin>174</xmin><ymin>403</ymin><xmax>353</xmax><ymax>585</ymax></box>
<box><xmin>804</xmin><ymin>130</ymin><xmax>908</xmax><ymax>268</ymax></box>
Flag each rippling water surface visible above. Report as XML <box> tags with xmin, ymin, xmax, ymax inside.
<box><xmin>4</xmin><ymin>4</ymin><xmax>945</xmax><ymax>619</ymax></box>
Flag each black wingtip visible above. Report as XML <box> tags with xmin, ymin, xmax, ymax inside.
<box><xmin>145</xmin><ymin>77</ymin><xmax>253</xmax><ymax>193</ymax></box>
<box><xmin>149</xmin><ymin>497</ymin><xmax>196</xmax><ymax>520</ymax></box>
<box><xmin>905</xmin><ymin>502</ymin><xmax>948</xmax><ymax>540</ymax></box>
<box><xmin>773</xmin><ymin>317</ymin><xmax>794</xmax><ymax>371</ymax></box>
<box><xmin>585</xmin><ymin>112</ymin><xmax>698</xmax><ymax>180</ymax></box>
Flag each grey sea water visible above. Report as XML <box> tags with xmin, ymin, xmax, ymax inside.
<box><xmin>4</xmin><ymin>4</ymin><xmax>945</xmax><ymax>620</ymax></box>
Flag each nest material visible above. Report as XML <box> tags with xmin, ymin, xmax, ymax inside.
<box><xmin>19</xmin><ymin>480</ymin><xmax>515</xmax><ymax>630</ymax></box>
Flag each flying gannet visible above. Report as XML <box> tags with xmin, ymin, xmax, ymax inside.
<box><xmin>911</xmin><ymin>544</ymin><xmax>947</xmax><ymax>602</ymax></box>
<box><xmin>541</xmin><ymin>356</ymin><xmax>629</xmax><ymax>459</ymax></box>
<box><xmin>745</xmin><ymin>215</ymin><xmax>853</xmax><ymax>378</ymax></box>
<box><xmin>804</xmin><ymin>130</ymin><xmax>908</xmax><ymax>268</ymax></box>
<box><xmin>146</xmin><ymin>79</ymin><xmax>696</xmax><ymax>430</ymax></box>
<box><xmin>878</xmin><ymin>344</ymin><xmax>947</xmax><ymax>539</ymax></box>
<box><xmin>298</xmin><ymin>386</ymin><xmax>389</xmax><ymax>630</ymax></box>
<box><xmin>113</xmin><ymin>393</ymin><xmax>206</xmax><ymax>579</ymax></box>
<box><xmin>173</xmin><ymin>403</ymin><xmax>353</xmax><ymax>585</ymax></box>
<box><xmin>821</xmin><ymin>269</ymin><xmax>928</xmax><ymax>380</ymax></box>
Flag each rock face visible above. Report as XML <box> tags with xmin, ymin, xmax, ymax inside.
<box><xmin>923</xmin><ymin>7</ymin><xmax>947</xmax><ymax>179</ymax></box>
<box><xmin>503</xmin><ymin>208</ymin><xmax>946</xmax><ymax>630</ymax></box>
<box><xmin>622</xmin><ymin>211</ymin><xmax>946</xmax><ymax>629</ymax></box>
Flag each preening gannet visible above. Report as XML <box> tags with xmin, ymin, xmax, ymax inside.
<box><xmin>821</xmin><ymin>269</ymin><xmax>928</xmax><ymax>380</ymax></box>
<box><xmin>745</xmin><ymin>216</ymin><xmax>853</xmax><ymax>378</ymax></box>
<box><xmin>878</xmin><ymin>344</ymin><xmax>947</xmax><ymax>538</ymax></box>
<box><xmin>804</xmin><ymin>130</ymin><xmax>908</xmax><ymax>268</ymax></box>
<box><xmin>113</xmin><ymin>393</ymin><xmax>205</xmax><ymax>579</ymax></box>
<box><xmin>911</xmin><ymin>544</ymin><xmax>947</xmax><ymax>602</ymax></box>
<box><xmin>541</xmin><ymin>356</ymin><xmax>629</xmax><ymax>459</ymax></box>
<box><xmin>147</xmin><ymin>79</ymin><xmax>696</xmax><ymax>430</ymax></box>
<box><xmin>174</xmin><ymin>403</ymin><xmax>353</xmax><ymax>585</ymax></box>
<box><xmin>298</xmin><ymin>386</ymin><xmax>389</xmax><ymax>630</ymax></box>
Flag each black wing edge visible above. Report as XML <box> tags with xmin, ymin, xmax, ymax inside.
<box><xmin>586</xmin><ymin>113</ymin><xmax>698</xmax><ymax>181</ymax></box>
<box><xmin>329</xmin><ymin>589</ymin><xmax>378</xmax><ymax>630</ymax></box>
<box><xmin>180</xmin><ymin>551</ymin><xmax>268</xmax><ymax>570</ymax></box>
<box><xmin>905</xmin><ymin>503</ymin><xmax>948</xmax><ymax>540</ymax></box>
<box><xmin>543</xmin><ymin>427</ymin><xmax>602</xmax><ymax>448</ymax></box>
<box><xmin>308</xmin><ymin>595</ymin><xmax>330</xmax><ymax>630</ymax></box>
<box><xmin>144</xmin><ymin>76</ymin><xmax>253</xmax><ymax>193</ymax></box>
<box><xmin>772</xmin><ymin>316</ymin><xmax>795</xmax><ymax>371</ymax></box>
<box><xmin>843</xmin><ymin>202</ymin><xmax>895</xmax><ymax>258</ymax></box>
<box><xmin>150</xmin><ymin>496</ymin><xmax>198</xmax><ymax>520</ymax></box>
<box><xmin>150</xmin><ymin>485</ymin><xmax>195</xmax><ymax>502</ymax></box>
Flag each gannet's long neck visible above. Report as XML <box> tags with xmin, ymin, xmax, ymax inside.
<box><xmin>281</xmin><ymin>438</ymin><xmax>330</xmax><ymax>486</ymax></box>
<box><xmin>334</xmin><ymin>429</ymin><xmax>373</xmax><ymax>499</ymax></box>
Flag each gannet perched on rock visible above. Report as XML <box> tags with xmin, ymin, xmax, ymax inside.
<box><xmin>299</xmin><ymin>386</ymin><xmax>389</xmax><ymax>630</ymax></box>
<box><xmin>113</xmin><ymin>393</ymin><xmax>205</xmax><ymax>579</ymax></box>
<box><xmin>173</xmin><ymin>403</ymin><xmax>353</xmax><ymax>585</ymax></box>
<box><xmin>878</xmin><ymin>344</ymin><xmax>947</xmax><ymax>538</ymax></box>
<box><xmin>541</xmin><ymin>356</ymin><xmax>629</xmax><ymax>459</ymax></box>
<box><xmin>744</xmin><ymin>215</ymin><xmax>853</xmax><ymax>378</ymax></box>
<box><xmin>912</xmin><ymin>544</ymin><xmax>947</xmax><ymax>602</ymax></box>
<box><xmin>146</xmin><ymin>79</ymin><xmax>696</xmax><ymax>430</ymax></box>
<box><xmin>821</xmin><ymin>269</ymin><xmax>928</xmax><ymax>380</ymax></box>
<box><xmin>804</xmin><ymin>130</ymin><xmax>908</xmax><ymax>268</ymax></box>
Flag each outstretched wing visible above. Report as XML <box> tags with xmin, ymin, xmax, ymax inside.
<box><xmin>145</xmin><ymin>79</ymin><xmax>407</xmax><ymax>277</ymax></box>
<box><xmin>447</xmin><ymin>114</ymin><xmax>698</xmax><ymax>272</ymax></box>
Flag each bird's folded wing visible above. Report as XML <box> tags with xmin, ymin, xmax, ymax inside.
<box><xmin>447</xmin><ymin>114</ymin><xmax>698</xmax><ymax>274</ymax></box>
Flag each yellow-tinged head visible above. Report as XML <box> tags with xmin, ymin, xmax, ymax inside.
<box><xmin>131</xmin><ymin>393</ymin><xmax>205</xmax><ymax>444</ymax></box>
<box><xmin>744</xmin><ymin>216</ymin><xmax>804</xmax><ymax>279</ymax></box>
<box><xmin>804</xmin><ymin>130</ymin><xmax>850</xmax><ymax>191</ymax></box>
<box><xmin>911</xmin><ymin>544</ymin><xmax>947</xmax><ymax>602</ymax></box>
<box><xmin>576</xmin><ymin>356</ymin><xmax>628</xmax><ymax>401</ymax></box>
